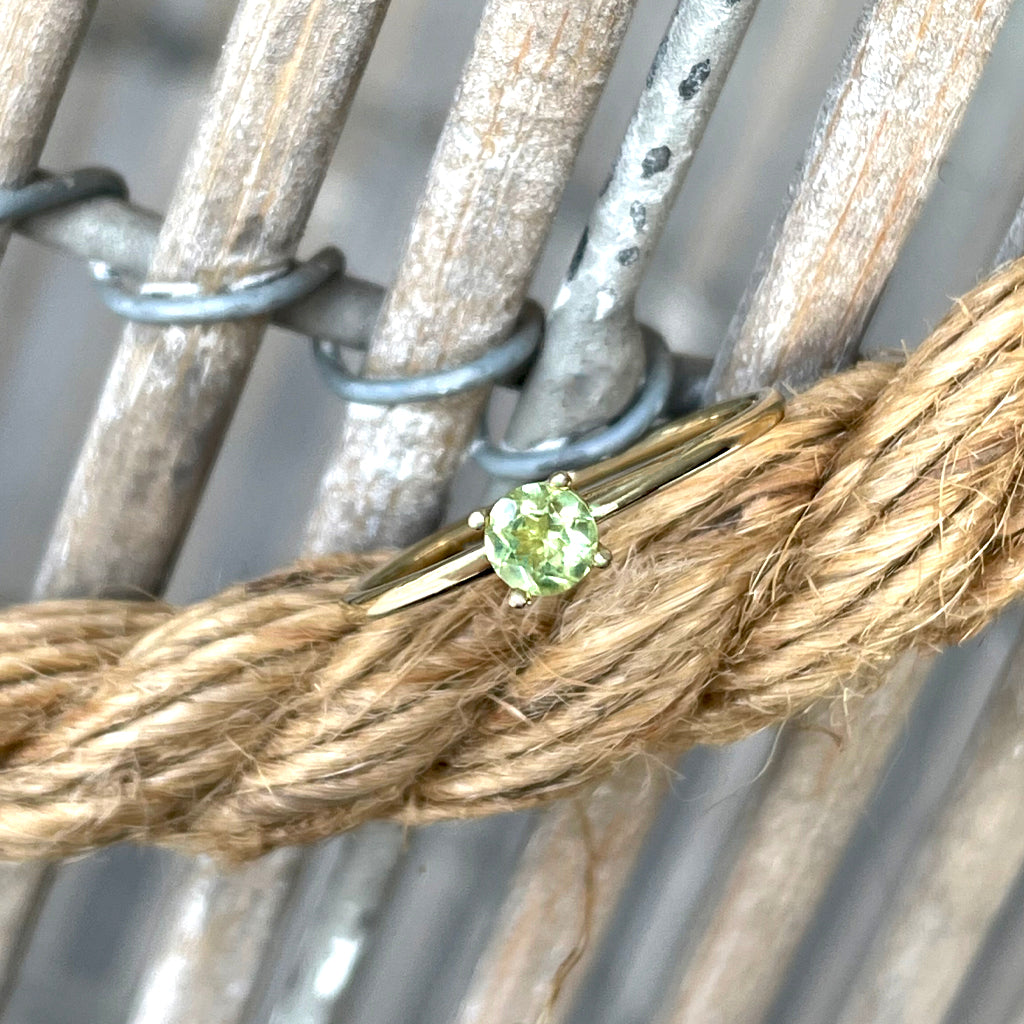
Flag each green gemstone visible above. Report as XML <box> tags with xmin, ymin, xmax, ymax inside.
<box><xmin>483</xmin><ymin>482</ymin><xmax>599</xmax><ymax>597</ymax></box>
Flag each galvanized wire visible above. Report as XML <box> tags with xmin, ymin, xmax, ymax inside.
<box><xmin>2</xmin><ymin>171</ymin><xmax>694</xmax><ymax>473</ymax></box>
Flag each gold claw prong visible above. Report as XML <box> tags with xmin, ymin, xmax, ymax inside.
<box><xmin>466</xmin><ymin>508</ymin><xmax>487</xmax><ymax>530</ymax></box>
<box><xmin>508</xmin><ymin>589</ymin><xmax>531</xmax><ymax>609</ymax></box>
<box><xmin>546</xmin><ymin>470</ymin><xmax>573</xmax><ymax>488</ymax></box>
<box><xmin>593</xmin><ymin>545</ymin><xmax>613</xmax><ymax>569</ymax></box>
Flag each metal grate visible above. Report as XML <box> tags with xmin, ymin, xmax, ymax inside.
<box><xmin>2</xmin><ymin>1</ymin><xmax>1024</xmax><ymax>1023</ymax></box>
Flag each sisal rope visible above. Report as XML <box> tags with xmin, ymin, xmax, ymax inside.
<box><xmin>3</xmin><ymin>258</ymin><xmax>1024</xmax><ymax>861</ymax></box>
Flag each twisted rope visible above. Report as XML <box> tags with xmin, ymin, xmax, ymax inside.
<box><xmin>4</xmin><ymin>259</ymin><xmax>1024</xmax><ymax>861</ymax></box>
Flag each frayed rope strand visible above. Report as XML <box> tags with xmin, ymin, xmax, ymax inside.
<box><xmin>4</xmin><ymin>258</ymin><xmax>1024</xmax><ymax>861</ymax></box>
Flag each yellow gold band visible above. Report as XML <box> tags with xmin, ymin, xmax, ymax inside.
<box><xmin>346</xmin><ymin>389</ymin><xmax>785</xmax><ymax>617</ymax></box>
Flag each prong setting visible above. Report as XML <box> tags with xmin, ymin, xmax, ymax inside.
<box><xmin>482</xmin><ymin>480</ymin><xmax>600</xmax><ymax>602</ymax></box>
<box><xmin>546</xmin><ymin>470</ymin><xmax>574</xmax><ymax>488</ymax></box>
<box><xmin>466</xmin><ymin>508</ymin><xmax>487</xmax><ymax>530</ymax></box>
<box><xmin>507</xmin><ymin>589</ymin><xmax>531</xmax><ymax>608</ymax></box>
<box><xmin>593</xmin><ymin>545</ymin><xmax>612</xmax><ymax>569</ymax></box>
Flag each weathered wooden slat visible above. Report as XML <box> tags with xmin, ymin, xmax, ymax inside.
<box><xmin>646</xmin><ymin>3</ymin><xmax>1018</xmax><ymax>1020</ymax></box>
<box><xmin>18</xmin><ymin>1</ymin><xmax>389</xmax><ymax>1021</ymax></box>
<box><xmin>659</xmin><ymin>186</ymin><xmax>1024</xmax><ymax>1022</ymax></box>
<box><xmin>831</xmin><ymin>620</ymin><xmax>1024</xmax><ymax>1023</ymax></box>
<box><xmin>0</xmin><ymin>864</ymin><xmax>51</xmax><ymax>1008</ymax></box>
<box><xmin>244</xmin><ymin>825</ymin><xmax>404</xmax><ymax>1024</ymax></box>
<box><xmin>940</xmin><ymin>863</ymin><xmax>1024</xmax><ymax>1024</ymax></box>
<box><xmin>304</xmin><ymin>0</ymin><xmax>638</xmax><ymax>552</ymax></box>
<box><xmin>185</xmin><ymin>6</ymin><xmax>640</xmax><ymax>1020</ymax></box>
<box><xmin>0</xmin><ymin>0</ymin><xmax>95</xmax><ymax>260</ymax></box>
<box><xmin>35</xmin><ymin>0</ymin><xmax>389</xmax><ymax>598</ymax></box>
<box><xmin>659</xmin><ymin>657</ymin><xmax>930</xmax><ymax>1024</ymax></box>
<box><xmin>449</xmin><ymin>4</ymin><xmax>763</xmax><ymax>1018</ymax></box>
<box><xmin>454</xmin><ymin>763</ymin><xmax>667</xmax><ymax>1024</ymax></box>
<box><xmin>128</xmin><ymin>851</ymin><xmax>301</xmax><ymax>1024</ymax></box>
<box><xmin>0</xmin><ymin>0</ymin><xmax>97</xmax><ymax>1003</ymax></box>
<box><xmin>241</xmin><ymin>6</ymin><xmax>641</xmax><ymax>1019</ymax></box>
<box><xmin>130</xmin><ymin>5</ymin><xmax>641</xmax><ymax>1021</ymax></box>
<box><xmin>455</xmin><ymin>2</ymin><xmax>1014</xmax><ymax>1021</ymax></box>
<box><xmin>709</xmin><ymin>0</ymin><xmax>1010</xmax><ymax>397</ymax></box>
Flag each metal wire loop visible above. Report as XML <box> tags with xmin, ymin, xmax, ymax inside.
<box><xmin>92</xmin><ymin>246</ymin><xmax>345</xmax><ymax>325</ymax></box>
<box><xmin>0</xmin><ymin>169</ymin><xmax>669</xmax><ymax>469</ymax></box>
<box><xmin>0</xmin><ymin>167</ymin><xmax>128</xmax><ymax>223</ymax></box>
<box><xmin>472</xmin><ymin>326</ymin><xmax>674</xmax><ymax>478</ymax></box>
<box><xmin>312</xmin><ymin>302</ymin><xmax>543</xmax><ymax>406</ymax></box>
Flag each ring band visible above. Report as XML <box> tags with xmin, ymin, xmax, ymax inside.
<box><xmin>346</xmin><ymin>388</ymin><xmax>785</xmax><ymax>618</ymax></box>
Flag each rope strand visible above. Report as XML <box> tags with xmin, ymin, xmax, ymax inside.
<box><xmin>3</xmin><ymin>259</ymin><xmax>1024</xmax><ymax>861</ymax></box>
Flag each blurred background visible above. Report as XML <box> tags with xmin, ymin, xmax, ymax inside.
<box><xmin>2</xmin><ymin>0</ymin><xmax>1024</xmax><ymax>1021</ymax></box>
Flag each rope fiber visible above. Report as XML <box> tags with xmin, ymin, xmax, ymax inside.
<box><xmin>4</xmin><ymin>258</ymin><xmax>1024</xmax><ymax>861</ymax></box>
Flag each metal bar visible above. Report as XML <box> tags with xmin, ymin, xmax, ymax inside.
<box><xmin>505</xmin><ymin>0</ymin><xmax>760</xmax><ymax>449</ymax></box>
<box><xmin>708</xmin><ymin>0</ymin><xmax>1011</xmax><ymax>398</ymax></box>
<box><xmin>34</xmin><ymin>0</ymin><xmax>390</xmax><ymax>598</ymax></box>
<box><xmin>304</xmin><ymin>0</ymin><xmax>638</xmax><ymax>552</ymax></box>
<box><xmin>455</xmin><ymin>2</ymin><xmax>1015</xmax><ymax>1022</ymax></box>
<box><xmin>16</xmin><ymin>2</ymin><xmax>390</xmax><ymax>1022</ymax></box>
<box><xmin>16</xmin><ymin>201</ymin><xmax>707</xmax><ymax>401</ymax></box>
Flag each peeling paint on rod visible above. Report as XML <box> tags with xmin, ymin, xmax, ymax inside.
<box><xmin>504</xmin><ymin>0</ymin><xmax>760</xmax><ymax>450</ymax></box>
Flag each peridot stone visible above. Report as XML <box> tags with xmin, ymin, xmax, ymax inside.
<box><xmin>483</xmin><ymin>482</ymin><xmax>599</xmax><ymax>597</ymax></box>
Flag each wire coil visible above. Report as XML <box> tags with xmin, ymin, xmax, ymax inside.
<box><xmin>2</xmin><ymin>168</ymin><xmax>691</xmax><ymax>473</ymax></box>
<box><xmin>313</xmin><ymin>302</ymin><xmax>543</xmax><ymax>406</ymax></box>
<box><xmin>0</xmin><ymin>167</ymin><xmax>127</xmax><ymax>222</ymax></box>
<box><xmin>93</xmin><ymin>247</ymin><xmax>345</xmax><ymax>325</ymax></box>
<box><xmin>471</xmin><ymin>327</ymin><xmax>674</xmax><ymax>476</ymax></box>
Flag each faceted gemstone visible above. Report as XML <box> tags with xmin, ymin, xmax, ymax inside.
<box><xmin>483</xmin><ymin>482</ymin><xmax>599</xmax><ymax>597</ymax></box>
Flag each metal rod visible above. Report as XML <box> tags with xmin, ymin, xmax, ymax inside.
<box><xmin>504</xmin><ymin>0</ymin><xmax>760</xmax><ymax>450</ymax></box>
<box><xmin>303</xmin><ymin>0</ymin><xmax>639</xmax><ymax>552</ymax></box>
<box><xmin>15</xmin><ymin>200</ymin><xmax>708</xmax><ymax>408</ymax></box>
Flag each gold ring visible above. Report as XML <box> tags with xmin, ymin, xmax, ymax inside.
<box><xmin>346</xmin><ymin>389</ymin><xmax>785</xmax><ymax>618</ymax></box>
